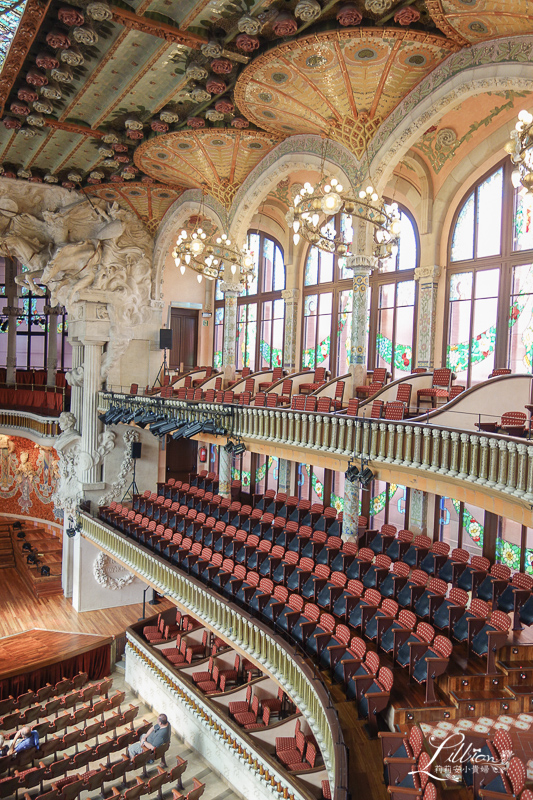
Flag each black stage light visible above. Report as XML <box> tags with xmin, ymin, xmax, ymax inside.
<box><xmin>202</xmin><ymin>419</ymin><xmax>216</xmax><ymax>434</ymax></box>
<box><xmin>224</xmin><ymin>440</ymin><xmax>234</xmax><ymax>453</ymax></box>
<box><xmin>41</xmin><ymin>565</ymin><xmax>50</xmax><ymax>576</ymax></box>
<box><xmin>157</xmin><ymin>418</ymin><xmax>182</xmax><ymax>436</ymax></box>
<box><xmin>22</xmin><ymin>541</ymin><xmax>32</xmax><ymax>551</ymax></box>
<box><xmin>171</xmin><ymin>421</ymin><xmax>189</xmax><ymax>440</ymax></box>
<box><xmin>345</xmin><ymin>464</ymin><xmax>360</xmax><ymax>484</ymax></box>
<box><xmin>149</xmin><ymin>417</ymin><xmax>170</xmax><ymax>434</ymax></box>
<box><xmin>66</xmin><ymin>526</ymin><xmax>78</xmax><ymax>538</ymax></box>
<box><xmin>359</xmin><ymin>467</ymin><xmax>374</xmax><ymax>488</ymax></box>
<box><xmin>182</xmin><ymin>421</ymin><xmax>203</xmax><ymax>438</ymax></box>
<box><xmin>133</xmin><ymin>409</ymin><xmax>145</xmax><ymax>424</ymax></box>
<box><xmin>233</xmin><ymin>441</ymin><xmax>246</xmax><ymax>455</ymax></box>
<box><xmin>98</xmin><ymin>411</ymin><xmax>108</xmax><ymax>424</ymax></box>
<box><xmin>109</xmin><ymin>407</ymin><xmax>126</xmax><ymax>424</ymax></box>
<box><xmin>27</xmin><ymin>553</ymin><xmax>38</xmax><ymax>565</ymax></box>
<box><xmin>138</xmin><ymin>411</ymin><xmax>158</xmax><ymax>429</ymax></box>
<box><xmin>122</xmin><ymin>409</ymin><xmax>136</xmax><ymax>423</ymax></box>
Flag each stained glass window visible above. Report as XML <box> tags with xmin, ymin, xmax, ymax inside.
<box><xmin>451</xmin><ymin>168</ymin><xmax>503</xmax><ymax>262</ymax></box>
<box><xmin>376</xmin><ymin>279</ymin><xmax>415</xmax><ymax>378</ymax></box>
<box><xmin>336</xmin><ymin>290</ymin><xmax>352</xmax><ymax>375</ymax></box>
<box><xmin>380</xmin><ymin>209</ymin><xmax>418</xmax><ymax>273</ymax></box>
<box><xmin>514</xmin><ymin>190</ymin><xmax>533</xmax><ymax>251</ymax></box>
<box><xmin>302</xmin><ymin>292</ymin><xmax>332</xmax><ymax>370</ymax></box>
<box><xmin>237</xmin><ymin>302</ymin><xmax>257</xmax><ymax>371</ymax></box>
<box><xmin>509</xmin><ymin>264</ymin><xmax>533</xmax><ymax>372</ymax></box>
<box><xmin>255</xmin><ymin>454</ymin><xmax>279</xmax><ymax>494</ymax></box>
<box><xmin>451</xmin><ymin>192</ymin><xmax>475</xmax><ymax>262</ymax></box>
<box><xmin>260</xmin><ymin>298</ymin><xmax>284</xmax><ymax>368</ymax></box>
<box><xmin>438</xmin><ymin>497</ymin><xmax>460</xmax><ymax>550</ymax></box>
<box><xmin>0</xmin><ymin>0</ymin><xmax>26</xmax><ymax>69</ymax></box>
<box><xmin>213</xmin><ymin>307</ymin><xmax>224</xmax><ymax>370</ymax></box>
<box><xmin>496</xmin><ymin>517</ymin><xmax>522</xmax><ymax>572</ymax></box>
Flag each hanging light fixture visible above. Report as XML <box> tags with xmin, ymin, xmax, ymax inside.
<box><xmin>285</xmin><ymin>137</ymin><xmax>401</xmax><ymax>263</ymax></box>
<box><xmin>172</xmin><ymin>191</ymin><xmax>255</xmax><ymax>284</ymax></box>
<box><xmin>506</xmin><ymin>110</ymin><xmax>533</xmax><ymax>193</ymax></box>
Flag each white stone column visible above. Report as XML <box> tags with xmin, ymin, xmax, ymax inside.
<box><xmin>79</xmin><ymin>341</ymin><xmax>104</xmax><ymax>486</ymax></box>
<box><xmin>281</xmin><ymin>288</ymin><xmax>300</xmax><ymax>372</ymax></box>
<box><xmin>409</xmin><ymin>489</ymin><xmax>428</xmax><ymax>535</ymax></box>
<box><xmin>219</xmin><ymin>443</ymin><xmax>231</xmax><ymax>499</ymax></box>
<box><xmin>278</xmin><ymin>458</ymin><xmax>292</xmax><ymax>495</ymax></box>
<box><xmin>45</xmin><ymin>305</ymin><xmax>60</xmax><ymax>388</ymax></box>
<box><xmin>220</xmin><ymin>280</ymin><xmax>242</xmax><ymax>384</ymax></box>
<box><xmin>3</xmin><ymin>304</ymin><xmax>19</xmax><ymax>384</ymax></box>
<box><xmin>68</xmin><ymin>340</ymin><xmax>83</xmax><ymax>425</ymax></box>
<box><xmin>342</xmin><ymin>477</ymin><xmax>360</xmax><ymax>541</ymax></box>
<box><xmin>414</xmin><ymin>265</ymin><xmax>441</xmax><ymax>369</ymax></box>
<box><xmin>345</xmin><ymin>253</ymin><xmax>378</xmax><ymax>393</ymax></box>
<box><xmin>62</xmin><ymin>513</ymin><xmax>75</xmax><ymax>598</ymax></box>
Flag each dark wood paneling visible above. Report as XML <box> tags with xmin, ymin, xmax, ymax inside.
<box><xmin>166</xmin><ymin>436</ymin><xmax>198</xmax><ymax>484</ymax></box>
<box><xmin>169</xmin><ymin>308</ymin><xmax>198</xmax><ymax>370</ymax></box>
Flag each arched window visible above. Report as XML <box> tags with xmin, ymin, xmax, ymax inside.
<box><xmin>214</xmin><ymin>232</ymin><xmax>286</xmax><ymax>372</ymax></box>
<box><xmin>446</xmin><ymin>159</ymin><xmax>533</xmax><ymax>385</ymax></box>
<box><xmin>302</xmin><ymin>207</ymin><xmax>419</xmax><ymax>378</ymax></box>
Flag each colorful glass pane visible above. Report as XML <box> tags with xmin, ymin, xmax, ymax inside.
<box><xmin>0</xmin><ymin>0</ymin><xmax>26</xmax><ymax>68</ymax></box>
<box><xmin>305</xmin><ymin>247</ymin><xmax>319</xmax><ymax>286</ymax></box>
<box><xmin>514</xmin><ymin>190</ymin><xmax>533</xmax><ymax>252</ymax></box>
<box><xmin>451</xmin><ymin>192</ymin><xmax>475</xmax><ymax>262</ymax></box>
<box><xmin>476</xmin><ymin>167</ymin><xmax>502</xmax><ymax>258</ymax></box>
<box><xmin>509</xmin><ymin>263</ymin><xmax>533</xmax><ymax>372</ymax></box>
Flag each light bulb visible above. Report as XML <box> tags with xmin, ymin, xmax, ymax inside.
<box><xmin>366</xmin><ymin>185</ymin><xmax>373</xmax><ymax>194</ymax></box>
<box><xmin>336</xmin><ymin>184</ymin><xmax>343</xmax><ymax>192</ymax></box>
<box><xmin>175</xmin><ymin>257</ymin><xmax>181</xmax><ymax>266</ymax></box>
<box><xmin>372</xmin><ymin>192</ymin><xmax>379</xmax><ymax>202</ymax></box>
<box><xmin>216</xmin><ymin>237</ymin><xmax>222</xmax><ymax>244</ymax></box>
<box><xmin>516</xmin><ymin>121</ymin><xmax>524</xmax><ymax>132</ymax></box>
<box><xmin>511</xmin><ymin>169</ymin><xmax>522</xmax><ymax>188</ymax></box>
<box><xmin>324</xmin><ymin>194</ymin><xmax>337</xmax><ymax>210</ymax></box>
<box><xmin>312</xmin><ymin>213</ymin><xmax>320</xmax><ymax>226</ymax></box>
<box><xmin>214</xmin><ymin>259</ymin><xmax>219</xmax><ymax>265</ymax></box>
<box><xmin>392</xmin><ymin>221</ymin><xmax>401</xmax><ymax>235</ymax></box>
<box><xmin>185</xmin><ymin>254</ymin><xmax>191</xmax><ymax>264</ymax></box>
<box><xmin>304</xmin><ymin>182</ymin><xmax>312</xmax><ymax>191</ymax></box>
<box><xmin>197</xmin><ymin>274</ymin><xmax>202</xmax><ymax>283</ymax></box>
<box><xmin>181</xmin><ymin>229</ymin><xmax>187</xmax><ymax>237</ymax></box>
<box><xmin>293</xmin><ymin>233</ymin><xmax>300</xmax><ymax>245</ymax></box>
<box><xmin>180</xmin><ymin>265</ymin><xmax>185</xmax><ymax>275</ymax></box>
<box><xmin>231</xmin><ymin>264</ymin><xmax>237</xmax><ymax>274</ymax></box>
<box><xmin>518</xmin><ymin>110</ymin><xmax>533</xmax><ymax>124</ymax></box>
<box><xmin>359</xmin><ymin>190</ymin><xmax>366</xmax><ymax>199</ymax></box>
<box><xmin>243</xmin><ymin>255</ymin><xmax>253</xmax><ymax>267</ymax></box>
<box><xmin>324</xmin><ymin>184</ymin><xmax>331</xmax><ymax>193</ymax></box>
<box><xmin>201</xmin><ymin>233</ymin><xmax>206</xmax><ymax>239</ymax></box>
<box><xmin>293</xmin><ymin>220</ymin><xmax>300</xmax><ymax>233</ymax></box>
<box><xmin>197</xmin><ymin>227</ymin><xmax>203</xmax><ymax>234</ymax></box>
<box><xmin>226</xmin><ymin>239</ymin><xmax>231</xmax><ymax>244</ymax></box>
<box><xmin>330</xmin><ymin>178</ymin><xmax>338</xmax><ymax>186</ymax></box>
<box><xmin>221</xmin><ymin>233</ymin><xmax>227</xmax><ymax>240</ymax></box>
<box><xmin>192</xmin><ymin>232</ymin><xmax>198</xmax><ymax>239</ymax></box>
<box><xmin>294</xmin><ymin>195</ymin><xmax>301</xmax><ymax>205</ymax></box>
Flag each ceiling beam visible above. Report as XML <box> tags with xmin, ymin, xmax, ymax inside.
<box><xmin>109</xmin><ymin>6</ymin><xmax>207</xmax><ymax>49</ymax></box>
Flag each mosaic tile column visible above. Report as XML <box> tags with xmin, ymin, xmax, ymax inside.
<box><xmin>45</xmin><ymin>305</ymin><xmax>60</xmax><ymax>387</ymax></box>
<box><xmin>414</xmin><ymin>265</ymin><xmax>441</xmax><ymax>369</ymax></box>
<box><xmin>281</xmin><ymin>288</ymin><xmax>300</xmax><ymax>372</ymax></box>
<box><xmin>342</xmin><ymin>477</ymin><xmax>360</xmax><ymax>541</ymax></box>
<box><xmin>221</xmin><ymin>280</ymin><xmax>242</xmax><ymax>384</ymax></box>
<box><xmin>219</xmin><ymin>443</ymin><xmax>231</xmax><ymax>500</ymax></box>
<box><xmin>346</xmin><ymin>254</ymin><xmax>378</xmax><ymax>390</ymax></box>
<box><xmin>278</xmin><ymin>458</ymin><xmax>292</xmax><ymax>495</ymax></box>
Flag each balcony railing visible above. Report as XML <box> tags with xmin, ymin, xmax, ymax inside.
<box><xmin>98</xmin><ymin>393</ymin><xmax>533</xmax><ymax>520</ymax></box>
<box><xmin>80</xmin><ymin>513</ymin><xmax>348</xmax><ymax>800</ymax></box>
<box><xmin>0</xmin><ymin>408</ymin><xmax>60</xmax><ymax>437</ymax></box>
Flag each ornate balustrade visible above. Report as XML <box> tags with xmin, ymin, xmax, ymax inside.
<box><xmin>80</xmin><ymin>513</ymin><xmax>347</xmax><ymax>800</ymax></box>
<box><xmin>98</xmin><ymin>392</ymin><xmax>533</xmax><ymax>525</ymax></box>
<box><xmin>0</xmin><ymin>408</ymin><xmax>60</xmax><ymax>438</ymax></box>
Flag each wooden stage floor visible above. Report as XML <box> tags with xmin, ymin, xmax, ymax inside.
<box><xmin>0</xmin><ymin>629</ymin><xmax>112</xmax><ymax>679</ymax></box>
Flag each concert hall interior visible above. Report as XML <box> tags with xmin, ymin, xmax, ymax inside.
<box><xmin>3</xmin><ymin>2</ymin><xmax>533</xmax><ymax>800</ymax></box>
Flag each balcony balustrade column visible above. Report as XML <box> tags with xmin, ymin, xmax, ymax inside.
<box><xmin>354</xmin><ymin>419</ymin><xmax>362</xmax><ymax>455</ymax></box>
<box><xmin>506</xmin><ymin>441</ymin><xmax>517</xmax><ymax>492</ymax></box>
<box><xmin>287</xmin><ymin>411</ymin><xmax>294</xmax><ymax>443</ymax></box>
<box><xmin>345</xmin><ymin>419</ymin><xmax>354</xmax><ymax>454</ymax></box>
<box><xmin>252</xmin><ymin>409</ymin><xmax>259</xmax><ymax>438</ymax></box>
<box><xmin>369</xmin><ymin>422</ymin><xmax>379</xmax><ymax>460</ymax></box>
<box><xmin>294</xmin><ymin>412</ymin><xmax>301</xmax><ymax>445</ymax></box>
<box><xmin>524</xmin><ymin>448</ymin><xmax>533</xmax><ymax>502</ymax></box>
<box><xmin>457</xmin><ymin>433</ymin><xmax>470</xmax><ymax>479</ymax></box>
<box><xmin>342</xmin><ymin>478</ymin><xmax>360</xmax><ymax>541</ymax></box>
<box><xmin>281</xmin><ymin>288</ymin><xmax>300</xmax><ymax>371</ymax></box>
<box><xmin>321</xmin><ymin>415</ymin><xmax>330</xmax><ymax>449</ymax></box>
<box><xmin>429</xmin><ymin>428</ymin><xmax>441</xmax><ymax>471</ymax></box>
<box><xmin>469</xmin><ymin>435</ymin><xmax>480</xmax><ymax>481</ymax></box>
<box><xmin>336</xmin><ymin>417</ymin><xmax>346</xmax><ymax>453</ymax></box>
<box><xmin>495</xmin><ymin>440</ymin><xmax>508</xmax><ymax>491</ymax></box>
<box><xmin>328</xmin><ymin>416</ymin><xmax>338</xmax><ymax>452</ymax></box>
<box><xmin>449</xmin><ymin>431</ymin><xmax>460</xmax><ymax>477</ymax></box>
<box><xmin>300</xmin><ymin>413</ymin><xmax>308</xmax><ymax>446</ymax></box>
<box><xmin>487</xmin><ymin>438</ymin><xmax>499</xmax><ymax>486</ymax></box>
<box><xmin>308</xmin><ymin>414</ymin><xmax>317</xmax><ymax>447</ymax></box>
<box><xmin>278</xmin><ymin>459</ymin><xmax>292</xmax><ymax>495</ymax></box>
<box><xmin>412</xmin><ymin>426</ymin><xmax>423</xmax><ymax>468</ymax></box>
<box><xmin>281</xmin><ymin>411</ymin><xmax>288</xmax><ymax>442</ymax></box>
<box><xmin>219</xmin><ymin>443</ymin><xmax>232</xmax><ymax>499</ymax></box>
<box><xmin>258</xmin><ymin>409</ymin><xmax>264</xmax><ymax>439</ymax></box>
<box><xmin>422</xmin><ymin>427</ymin><xmax>432</xmax><ymax>468</ymax></box>
<box><xmin>220</xmin><ymin>281</ymin><xmax>242</xmax><ymax>384</ymax></box>
<box><xmin>402</xmin><ymin>425</ymin><xmax>413</xmax><ymax>466</ymax></box>
<box><xmin>275</xmin><ymin>410</ymin><xmax>282</xmax><ymax>441</ymax></box>
<box><xmin>477</xmin><ymin>436</ymin><xmax>489</xmax><ymax>484</ymax></box>
<box><xmin>362</xmin><ymin>421</ymin><xmax>371</xmax><ymax>459</ymax></box>
<box><xmin>515</xmin><ymin>443</ymin><xmax>527</xmax><ymax>496</ymax></box>
<box><xmin>394</xmin><ymin>425</ymin><xmax>404</xmax><ymax>464</ymax></box>
<box><xmin>376</xmin><ymin>422</ymin><xmax>387</xmax><ymax>461</ymax></box>
<box><xmin>414</xmin><ymin>265</ymin><xmax>441</xmax><ymax>369</ymax></box>
<box><xmin>387</xmin><ymin>424</ymin><xmax>396</xmax><ymax>462</ymax></box>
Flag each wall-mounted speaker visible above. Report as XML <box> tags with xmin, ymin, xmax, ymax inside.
<box><xmin>131</xmin><ymin>442</ymin><xmax>142</xmax><ymax>459</ymax></box>
<box><xmin>159</xmin><ymin>328</ymin><xmax>173</xmax><ymax>350</ymax></box>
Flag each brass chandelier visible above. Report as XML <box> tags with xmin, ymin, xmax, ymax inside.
<box><xmin>507</xmin><ymin>110</ymin><xmax>533</xmax><ymax>193</ymax></box>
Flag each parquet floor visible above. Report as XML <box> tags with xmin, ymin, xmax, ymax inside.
<box><xmin>0</xmin><ymin>566</ymin><xmax>175</xmax><ymax>639</ymax></box>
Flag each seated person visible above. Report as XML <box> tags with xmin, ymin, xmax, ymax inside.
<box><xmin>7</xmin><ymin>726</ymin><xmax>38</xmax><ymax>754</ymax></box>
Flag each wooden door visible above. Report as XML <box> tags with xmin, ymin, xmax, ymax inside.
<box><xmin>166</xmin><ymin>437</ymin><xmax>198</xmax><ymax>484</ymax></box>
<box><xmin>169</xmin><ymin>308</ymin><xmax>198</xmax><ymax>370</ymax></box>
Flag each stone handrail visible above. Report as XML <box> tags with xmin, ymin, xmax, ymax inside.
<box><xmin>80</xmin><ymin>513</ymin><xmax>348</xmax><ymax>800</ymax></box>
<box><xmin>0</xmin><ymin>408</ymin><xmax>60</xmax><ymax>438</ymax></box>
<box><xmin>98</xmin><ymin>392</ymin><xmax>533</xmax><ymax>522</ymax></box>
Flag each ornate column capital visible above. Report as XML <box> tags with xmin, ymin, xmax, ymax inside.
<box><xmin>2</xmin><ymin>305</ymin><xmax>21</xmax><ymax>316</ymax></box>
<box><xmin>281</xmin><ymin>288</ymin><xmax>300</xmax><ymax>303</ymax></box>
<box><xmin>414</xmin><ymin>265</ymin><xmax>441</xmax><ymax>282</ymax></box>
<box><xmin>344</xmin><ymin>254</ymin><xmax>379</xmax><ymax>272</ymax></box>
<box><xmin>44</xmin><ymin>305</ymin><xmax>62</xmax><ymax>316</ymax></box>
<box><xmin>220</xmin><ymin>280</ymin><xmax>243</xmax><ymax>295</ymax></box>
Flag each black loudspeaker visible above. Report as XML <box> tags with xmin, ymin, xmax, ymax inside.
<box><xmin>131</xmin><ymin>442</ymin><xmax>142</xmax><ymax>459</ymax></box>
<box><xmin>159</xmin><ymin>328</ymin><xmax>173</xmax><ymax>350</ymax></box>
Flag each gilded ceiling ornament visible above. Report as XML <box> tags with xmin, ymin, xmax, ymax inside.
<box><xmin>27</xmin><ymin>113</ymin><xmax>45</xmax><ymax>127</ymax></box>
<box><xmin>394</xmin><ymin>6</ymin><xmax>421</xmax><ymax>24</ymax></box>
<box><xmin>210</xmin><ymin>58</ymin><xmax>232</xmax><ymax>74</ymax></box>
<box><xmin>102</xmin><ymin>132</ymin><xmax>119</xmax><ymax>144</ymax></box>
<box><xmin>365</xmin><ymin>0</ymin><xmax>392</xmax><ymax>12</ymax></box>
<box><xmin>125</xmin><ymin>116</ymin><xmax>143</xmax><ymax>131</ymax></box>
<box><xmin>58</xmin><ymin>6</ymin><xmax>84</xmax><ymax>26</ymax></box>
<box><xmin>10</xmin><ymin>101</ymin><xmax>29</xmax><ymax>115</ymax></box>
<box><xmin>46</xmin><ymin>30</ymin><xmax>71</xmax><ymax>49</ymax></box>
<box><xmin>115</xmin><ymin>154</ymin><xmax>129</xmax><ymax>163</ymax></box>
<box><xmin>206</xmin><ymin>76</ymin><xmax>226</xmax><ymax>94</ymax></box>
<box><xmin>17</xmin><ymin>168</ymin><xmax>31</xmax><ymax>179</ymax></box>
<box><xmin>187</xmin><ymin>116</ymin><xmax>206</xmax><ymax>128</ymax></box>
<box><xmin>201</xmin><ymin>41</ymin><xmax>223</xmax><ymax>59</ymax></box>
<box><xmin>272</xmin><ymin>11</ymin><xmax>298</xmax><ymax>36</ymax></box>
<box><xmin>86</xmin><ymin>1</ymin><xmax>112</xmax><ymax>21</ymax></box>
<box><xmin>61</xmin><ymin>47</ymin><xmax>84</xmax><ymax>66</ymax></box>
<box><xmin>186</xmin><ymin>63</ymin><xmax>208</xmax><ymax>81</ymax></box>
<box><xmin>101</xmin><ymin>158</ymin><xmax>120</xmax><ymax>168</ymax></box>
<box><xmin>17</xmin><ymin>127</ymin><xmax>38</xmax><ymax>139</ymax></box>
<box><xmin>151</xmin><ymin>119</ymin><xmax>169</xmax><ymax>132</ymax></box>
<box><xmin>126</xmin><ymin>129</ymin><xmax>144</xmax><ymax>140</ymax></box>
<box><xmin>72</xmin><ymin>25</ymin><xmax>98</xmax><ymax>45</ymax></box>
<box><xmin>29</xmin><ymin>175</ymin><xmax>43</xmax><ymax>183</ymax></box>
<box><xmin>159</xmin><ymin>109</ymin><xmax>180</xmax><ymax>123</ymax></box>
<box><xmin>62</xmin><ymin>180</ymin><xmax>75</xmax><ymax>188</ymax></box>
<box><xmin>51</xmin><ymin>64</ymin><xmax>73</xmax><ymax>83</ymax></box>
<box><xmin>235</xmin><ymin>33</ymin><xmax>260</xmax><ymax>52</ymax></box>
<box><xmin>337</xmin><ymin>4</ymin><xmax>363</xmax><ymax>25</ymax></box>
<box><xmin>190</xmin><ymin>85</ymin><xmax>211</xmax><ymax>103</ymax></box>
<box><xmin>40</xmin><ymin>82</ymin><xmax>62</xmax><ymax>99</ymax></box>
<box><xmin>3</xmin><ymin>116</ymin><xmax>21</xmax><ymax>129</ymax></box>
<box><xmin>32</xmin><ymin>98</ymin><xmax>54</xmax><ymax>114</ymax></box>
<box><xmin>26</xmin><ymin>69</ymin><xmax>48</xmax><ymax>87</ymax></box>
<box><xmin>44</xmin><ymin>173</ymin><xmax>59</xmax><ymax>183</ymax></box>
<box><xmin>205</xmin><ymin>109</ymin><xmax>225</xmax><ymax>122</ymax></box>
<box><xmin>67</xmin><ymin>171</ymin><xmax>81</xmax><ymax>182</ymax></box>
<box><xmin>215</xmin><ymin>98</ymin><xmax>234</xmax><ymax>114</ymax></box>
<box><xmin>231</xmin><ymin>117</ymin><xmax>249</xmax><ymax>129</ymax></box>
<box><xmin>295</xmin><ymin>0</ymin><xmax>321</xmax><ymax>23</ymax></box>
<box><xmin>237</xmin><ymin>13</ymin><xmax>261</xmax><ymax>35</ymax></box>
<box><xmin>90</xmin><ymin>170</ymin><xmax>105</xmax><ymax>180</ymax></box>
<box><xmin>18</xmin><ymin>86</ymin><xmax>38</xmax><ymax>102</ymax></box>
<box><xmin>87</xmin><ymin>177</ymin><xmax>101</xmax><ymax>184</ymax></box>
<box><xmin>36</xmin><ymin>51</ymin><xmax>59</xmax><ymax>70</ymax></box>
<box><xmin>112</xmin><ymin>143</ymin><xmax>128</xmax><ymax>152</ymax></box>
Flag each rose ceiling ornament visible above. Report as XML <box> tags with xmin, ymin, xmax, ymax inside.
<box><xmin>295</xmin><ymin>0</ymin><xmax>322</xmax><ymax>23</ymax></box>
<box><xmin>237</xmin><ymin>13</ymin><xmax>261</xmax><ymax>35</ymax></box>
<box><xmin>186</xmin><ymin>63</ymin><xmax>209</xmax><ymax>81</ymax></box>
<box><xmin>86</xmin><ymin>1</ymin><xmax>112</xmax><ymax>22</ymax></box>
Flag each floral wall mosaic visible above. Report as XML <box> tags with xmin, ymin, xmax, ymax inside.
<box><xmin>0</xmin><ymin>434</ymin><xmax>61</xmax><ymax>522</ymax></box>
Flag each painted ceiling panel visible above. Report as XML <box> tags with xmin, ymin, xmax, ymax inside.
<box><xmin>433</xmin><ymin>0</ymin><xmax>533</xmax><ymax>43</ymax></box>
